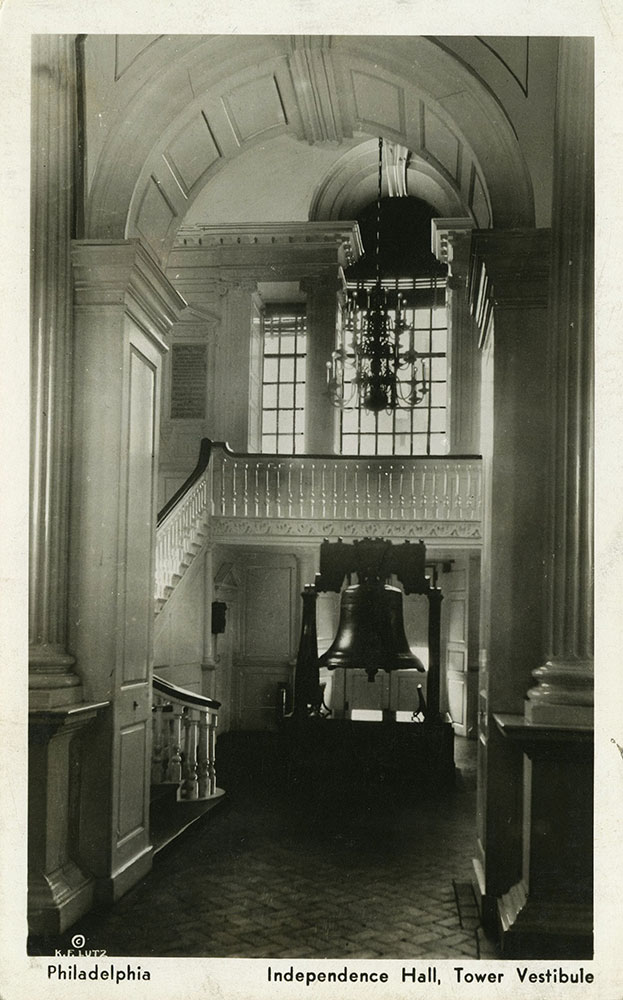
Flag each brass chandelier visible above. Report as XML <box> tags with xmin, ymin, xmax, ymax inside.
<box><xmin>326</xmin><ymin>137</ymin><xmax>430</xmax><ymax>414</ymax></box>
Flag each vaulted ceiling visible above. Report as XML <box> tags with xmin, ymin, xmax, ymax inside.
<box><xmin>82</xmin><ymin>35</ymin><xmax>559</xmax><ymax>264</ymax></box>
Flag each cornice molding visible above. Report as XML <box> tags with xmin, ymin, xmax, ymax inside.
<box><xmin>174</xmin><ymin>221</ymin><xmax>363</xmax><ymax>265</ymax></box>
<box><xmin>431</xmin><ymin>218</ymin><xmax>475</xmax><ymax>267</ymax></box>
<box><xmin>467</xmin><ymin>229</ymin><xmax>551</xmax><ymax>346</ymax></box>
<box><xmin>72</xmin><ymin>239</ymin><xmax>186</xmax><ymax>341</ymax></box>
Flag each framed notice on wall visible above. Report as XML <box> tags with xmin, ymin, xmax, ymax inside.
<box><xmin>170</xmin><ymin>343</ymin><xmax>207</xmax><ymax>419</ymax></box>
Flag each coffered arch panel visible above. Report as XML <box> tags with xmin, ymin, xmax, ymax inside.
<box><xmin>84</xmin><ymin>34</ymin><xmax>534</xmax><ymax>265</ymax></box>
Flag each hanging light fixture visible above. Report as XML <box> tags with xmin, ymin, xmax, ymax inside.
<box><xmin>326</xmin><ymin>137</ymin><xmax>430</xmax><ymax>413</ymax></box>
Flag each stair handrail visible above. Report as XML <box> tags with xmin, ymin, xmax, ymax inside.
<box><xmin>157</xmin><ymin>437</ymin><xmax>213</xmax><ymax>527</ymax></box>
<box><xmin>153</xmin><ymin>673</ymin><xmax>221</xmax><ymax>711</ymax></box>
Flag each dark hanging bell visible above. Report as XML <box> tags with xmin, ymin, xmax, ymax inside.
<box><xmin>318</xmin><ymin>580</ymin><xmax>425</xmax><ymax>682</ymax></box>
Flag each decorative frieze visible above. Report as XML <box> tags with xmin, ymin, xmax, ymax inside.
<box><xmin>209</xmin><ymin>517</ymin><xmax>482</xmax><ymax>543</ymax></box>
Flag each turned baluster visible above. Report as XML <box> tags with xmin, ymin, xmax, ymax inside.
<box><xmin>196</xmin><ymin>709</ymin><xmax>210</xmax><ymax>798</ymax></box>
<box><xmin>243</xmin><ymin>463</ymin><xmax>249</xmax><ymax>517</ymax></box>
<box><xmin>151</xmin><ymin>703</ymin><xmax>166</xmax><ymax>784</ymax></box>
<box><xmin>421</xmin><ymin>466</ymin><xmax>429</xmax><ymax>520</ymax></box>
<box><xmin>343</xmin><ymin>463</ymin><xmax>349</xmax><ymax>518</ymax></box>
<box><xmin>287</xmin><ymin>463</ymin><xmax>294</xmax><ymax>517</ymax></box>
<box><xmin>165</xmin><ymin>706</ymin><xmax>183</xmax><ymax>784</ymax></box>
<box><xmin>465</xmin><ymin>466</ymin><xmax>474</xmax><ymax>520</ymax></box>
<box><xmin>220</xmin><ymin>458</ymin><xmax>227</xmax><ymax>516</ymax></box>
<box><xmin>265</xmin><ymin>463</ymin><xmax>271</xmax><ymax>517</ymax></box>
<box><xmin>310</xmin><ymin>464</ymin><xmax>316</xmax><ymax>518</ymax></box>
<box><xmin>354</xmin><ymin>464</ymin><xmax>360</xmax><ymax>518</ymax></box>
<box><xmin>321</xmin><ymin>464</ymin><xmax>327</xmax><ymax>518</ymax></box>
<box><xmin>442</xmin><ymin>463</ymin><xmax>450</xmax><ymax>519</ymax></box>
<box><xmin>180</xmin><ymin>707</ymin><xmax>199</xmax><ymax>800</ymax></box>
<box><xmin>365</xmin><ymin>465</ymin><xmax>372</xmax><ymax>519</ymax></box>
<box><xmin>207</xmin><ymin>711</ymin><xmax>218</xmax><ymax>796</ymax></box>
<box><xmin>332</xmin><ymin>464</ymin><xmax>338</xmax><ymax>518</ymax></box>
<box><xmin>298</xmin><ymin>464</ymin><xmax>305</xmax><ymax>517</ymax></box>
<box><xmin>376</xmin><ymin>465</ymin><xmax>383</xmax><ymax>519</ymax></box>
<box><xmin>254</xmin><ymin>463</ymin><xmax>260</xmax><ymax>517</ymax></box>
<box><xmin>275</xmin><ymin>463</ymin><xmax>282</xmax><ymax>518</ymax></box>
<box><xmin>398</xmin><ymin>465</ymin><xmax>405</xmax><ymax>520</ymax></box>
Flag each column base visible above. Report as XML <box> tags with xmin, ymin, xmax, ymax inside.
<box><xmin>28</xmin><ymin>863</ymin><xmax>96</xmax><ymax>937</ymax></box>
<box><xmin>498</xmin><ymin>880</ymin><xmax>593</xmax><ymax>959</ymax></box>
<box><xmin>29</xmin><ymin>645</ymin><xmax>83</xmax><ymax>708</ymax></box>
<box><xmin>525</xmin><ymin>657</ymin><xmax>594</xmax><ymax>727</ymax></box>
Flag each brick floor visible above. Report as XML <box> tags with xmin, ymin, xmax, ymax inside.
<box><xmin>29</xmin><ymin>735</ymin><xmax>491</xmax><ymax>960</ymax></box>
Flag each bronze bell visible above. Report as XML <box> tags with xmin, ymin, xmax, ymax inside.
<box><xmin>318</xmin><ymin>580</ymin><xmax>425</xmax><ymax>682</ymax></box>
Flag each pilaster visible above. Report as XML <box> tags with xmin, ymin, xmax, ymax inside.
<box><xmin>468</xmin><ymin>227</ymin><xmax>551</xmax><ymax>928</ymax></box>
<box><xmin>300</xmin><ymin>275</ymin><xmax>342</xmax><ymax>453</ymax></box>
<box><xmin>432</xmin><ymin>218</ymin><xmax>480</xmax><ymax>454</ymax></box>
<box><xmin>69</xmin><ymin>240</ymin><xmax>183</xmax><ymax>901</ymax></box>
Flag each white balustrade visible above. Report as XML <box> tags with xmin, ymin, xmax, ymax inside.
<box><xmin>154</xmin><ymin>442</ymin><xmax>482</xmax><ymax>614</ymax></box>
<box><xmin>152</xmin><ymin>680</ymin><xmax>219</xmax><ymax>802</ymax></box>
<box><xmin>208</xmin><ymin>443</ymin><xmax>482</xmax><ymax>525</ymax></box>
<box><xmin>155</xmin><ymin>471</ymin><xmax>210</xmax><ymax>605</ymax></box>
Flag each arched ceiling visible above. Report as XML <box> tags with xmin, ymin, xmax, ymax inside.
<box><xmin>83</xmin><ymin>35</ymin><xmax>551</xmax><ymax>265</ymax></box>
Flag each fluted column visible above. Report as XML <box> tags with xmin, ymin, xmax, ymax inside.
<box><xmin>29</xmin><ymin>35</ymin><xmax>82</xmax><ymax>707</ymax></box>
<box><xmin>301</xmin><ymin>276</ymin><xmax>340</xmax><ymax>454</ymax></box>
<box><xmin>525</xmin><ymin>38</ymin><xmax>594</xmax><ymax>726</ymax></box>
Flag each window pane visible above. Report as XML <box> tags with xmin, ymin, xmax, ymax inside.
<box><xmin>432</xmin><ymin>305</ymin><xmax>447</xmax><ymax>328</ymax></box>
<box><xmin>431</xmin><ymin>357</ymin><xmax>447</xmax><ymax>381</ymax></box>
<box><xmin>431</xmin><ymin>329</ymin><xmax>447</xmax><ymax>353</ymax></box>
<box><xmin>376</xmin><ymin>435</ymin><xmax>393</xmax><ymax>455</ymax></box>
<box><xmin>279</xmin><ymin>384</ymin><xmax>294</xmax><ymax>408</ymax></box>
<box><xmin>429</xmin><ymin>433</ymin><xmax>448</xmax><ymax>453</ymax></box>
<box><xmin>411</xmin><ymin>434</ymin><xmax>428</xmax><ymax>455</ymax></box>
<box><xmin>263</xmin><ymin>358</ymin><xmax>279</xmax><ymax>382</ymax></box>
<box><xmin>412</xmin><ymin>408</ymin><xmax>429</xmax><ymax>433</ymax></box>
<box><xmin>263</xmin><ymin>385</ymin><xmax>278</xmax><ymax>408</ymax></box>
<box><xmin>262</xmin><ymin>434</ymin><xmax>277</xmax><ymax>452</ymax></box>
<box><xmin>263</xmin><ymin>410</ymin><xmax>277</xmax><ymax>433</ymax></box>
<box><xmin>341</xmin><ymin>409</ymin><xmax>359</xmax><ymax>433</ymax></box>
<box><xmin>279</xmin><ymin>334</ymin><xmax>296</xmax><ymax>353</ymax></box>
<box><xmin>430</xmin><ymin>382</ymin><xmax>447</xmax><ymax>407</ymax></box>
<box><xmin>430</xmin><ymin>408</ymin><xmax>446</xmax><ymax>432</ymax></box>
<box><xmin>341</xmin><ymin>434</ymin><xmax>358</xmax><ymax>454</ymax></box>
<box><xmin>280</xmin><ymin>358</ymin><xmax>295</xmax><ymax>382</ymax></box>
<box><xmin>359</xmin><ymin>434</ymin><xmax>376</xmax><ymax>454</ymax></box>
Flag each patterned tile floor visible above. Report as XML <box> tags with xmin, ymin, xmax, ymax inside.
<box><xmin>29</xmin><ymin>735</ymin><xmax>488</xmax><ymax>960</ymax></box>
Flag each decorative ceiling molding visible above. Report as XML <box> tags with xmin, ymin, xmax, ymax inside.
<box><xmin>384</xmin><ymin>142</ymin><xmax>410</xmax><ymax>198</ymax></box>
<box><xmin>288</xmin><ymin>36</ymin><xmax>348</xmax><ymax>144</ymax></box>
<box><xmin>85</xmin><ymin>35</ymin><xmax>536</xmax><ymax>258</ymax></box>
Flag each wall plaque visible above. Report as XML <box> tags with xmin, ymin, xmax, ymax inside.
<box><xmin>170</xmin><ymin>343</ymin><xmax>207</xmax><ymax>419</ymax></box>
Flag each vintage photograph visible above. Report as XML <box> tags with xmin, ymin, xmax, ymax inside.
<box><xmin>15</xmin><ymin>24</ymin><xmax>609</xmax><ymax>991</ymax></box>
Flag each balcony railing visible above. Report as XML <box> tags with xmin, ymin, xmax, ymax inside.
<box><xmin>210</xmin><ymin>443</ymin><xmax>482</xmax><ymax>524</ymax></box>
<box><xmin>155</xmin><ymin>439</ymin><xmax>482</xmax><ymax>612</ymax></box>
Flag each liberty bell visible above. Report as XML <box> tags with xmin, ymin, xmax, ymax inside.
<box><xmin>316</xmin><ymin>538</ymin><xmax>428</xmax><ymax>682</ymax></box>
